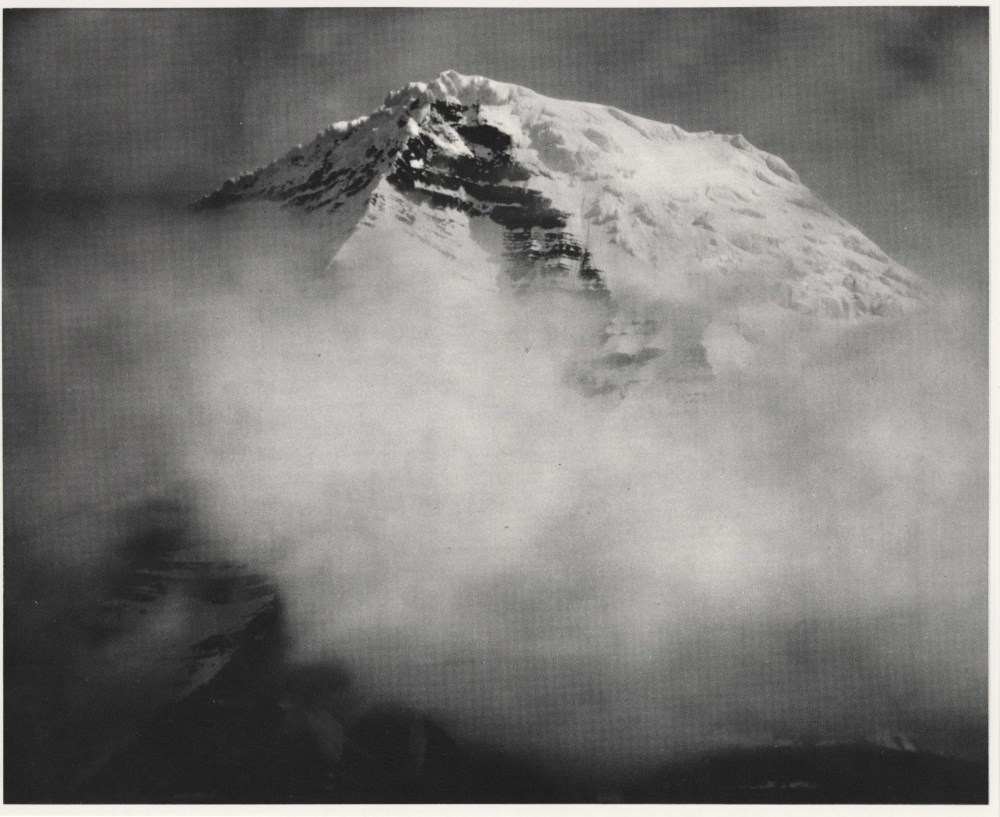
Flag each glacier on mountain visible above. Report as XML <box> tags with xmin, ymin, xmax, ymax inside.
<box><xmin>202</xmin><ymin>70</ymin><xmax>925</xmax><ymax>309</ymax></box>
<box><xmin>199</xmin><ymin>71</ymin><xmax>928</xmax><ymax>394</ymax></box>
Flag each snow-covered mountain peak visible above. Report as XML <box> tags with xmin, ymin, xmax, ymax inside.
<box><xmin>429</xmin><ymin>69</ymin><xmax>535</xmax><ymax>106</ymax></box>
<box><xmin>384</xmin><ymin>70</ymin><xmax>529</xmax><ymax>109</ymax></box>
<box><xmin>199</xmin><ymin>71</ymin><xmax>929</xmax><ymax>389</ymax></box>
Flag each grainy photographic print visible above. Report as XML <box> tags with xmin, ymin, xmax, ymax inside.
<box><xmin>2</xmin><ymin>4</ymin><xmax>991</xmax><ymax>806</ymax></box>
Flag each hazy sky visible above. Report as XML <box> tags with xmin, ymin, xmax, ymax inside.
<box><xmin>3</xmin><ymin>7</ymin><xmax>988</xmax><ymax>292</ymax></box>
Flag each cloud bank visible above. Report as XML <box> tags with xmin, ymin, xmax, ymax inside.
<box><xmin>5</xmin><ymin>202</ymin><xmax>986</xmax><ymax>773</ymax></box>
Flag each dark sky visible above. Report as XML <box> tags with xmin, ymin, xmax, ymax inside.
<box><xmin>3</xmin><ymin>7</ymin><xmax>988</xmax><ymax>291</ymax></box>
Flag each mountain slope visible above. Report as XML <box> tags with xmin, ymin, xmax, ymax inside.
<box><xmin>201</xmin><ymin>70</ymin><xmax>925</xmax><ymax>318</ymax></box>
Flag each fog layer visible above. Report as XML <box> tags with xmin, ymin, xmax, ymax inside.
<box><xmin>4</xmin><ymin>204</ymin><xmax>987</xmax><ymax>773</ymax></box>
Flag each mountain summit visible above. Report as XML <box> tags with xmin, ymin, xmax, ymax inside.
<box><xmin>201</xmin><ymin>70</ymin><xmax>927</xmax><ymax>384</ymax></box>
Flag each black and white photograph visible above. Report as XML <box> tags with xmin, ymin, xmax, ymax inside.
<box><xmin>2</xmin><ymin>4</ymin><xmax>992</xmax><ymax>805</ymax></box>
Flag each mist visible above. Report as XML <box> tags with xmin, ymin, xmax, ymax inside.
<box><xmin>4</xmin><ymin>198</ymin><xmax>987</xmax><ymax>783</ymax></box>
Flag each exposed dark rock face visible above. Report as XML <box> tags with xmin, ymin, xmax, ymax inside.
<box><xmin>195</xmin><ymin>125</ymin><xmax>393</xmax><ymax>215</ymax></box>
<box><xmin>386</xmin><ymin>100</ymin><xmax>606</xmax><ymax>294</ymax></box>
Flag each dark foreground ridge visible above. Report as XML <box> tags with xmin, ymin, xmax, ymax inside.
<box><xmin>4</xmin><ymin>501</ymin><xmax>987</xmax><ymax>804</ymax></box>
<box><xmin>67</xmin><ymin>622</ymin><xmax>995</xmax><ymax>804</ymax></box>
<box><xmin>10</xmin><ymin>600</ymin><xmax>985</xmax><ymax>800</ymax></box>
